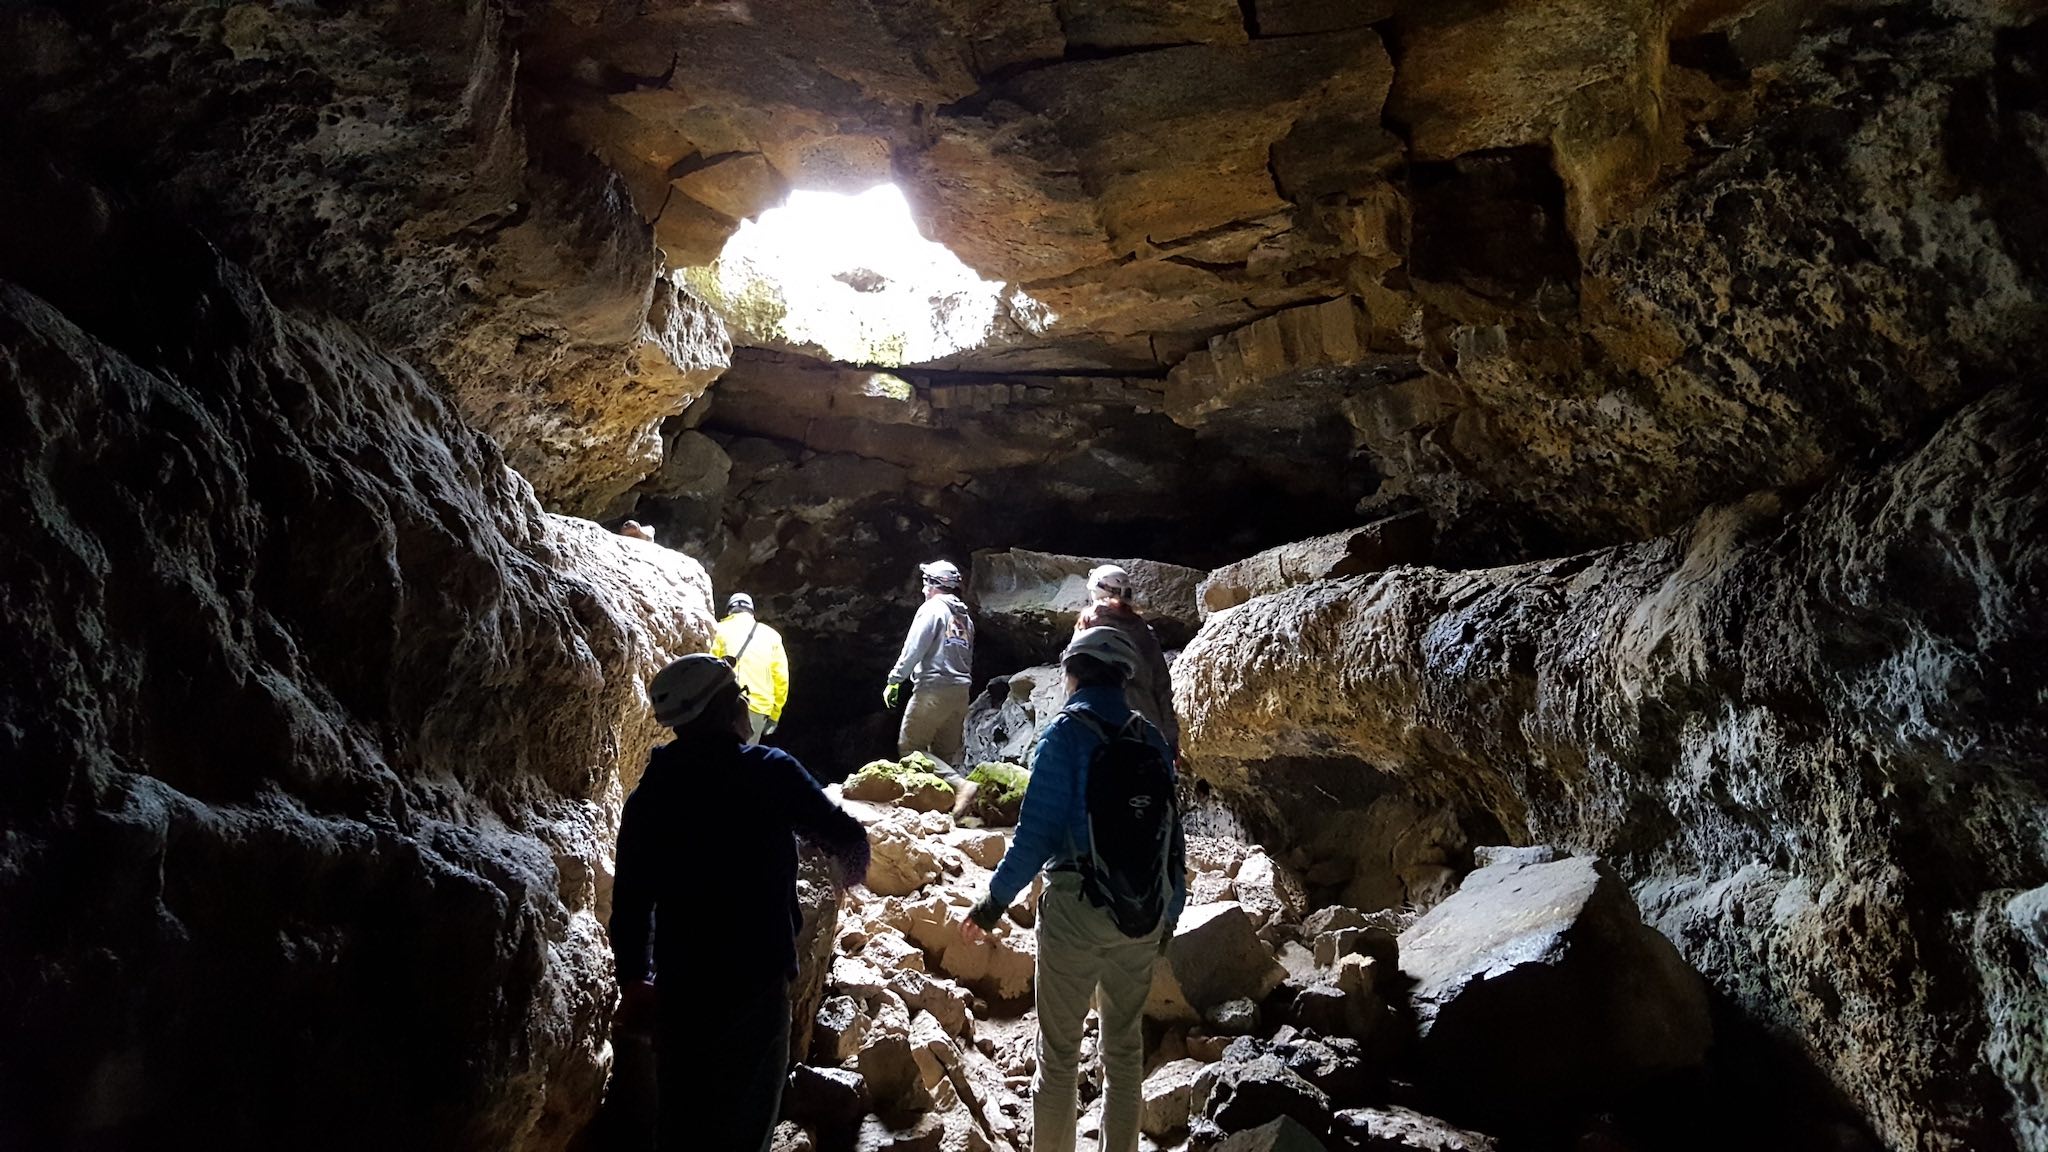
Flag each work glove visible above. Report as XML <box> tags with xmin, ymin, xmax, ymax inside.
<box><xmin>883</xmin><ymin>681</ymin><xmax>905</xmax><ymax>709</ymax></box>
<box><xmin>764</xmin><ymin>719</ymin><xmax>778</xmax><ymax>736</ymax></box>
<box><xmin>967</xmin><ymin>895</ymin><xmax>1005</xmax><ymax>933</ymax></box>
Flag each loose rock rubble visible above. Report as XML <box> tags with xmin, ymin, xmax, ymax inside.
<box><xmin>785</xmin><ymin>776</ymin><xmax>1720</xmax><ymax>1151</ymax></box>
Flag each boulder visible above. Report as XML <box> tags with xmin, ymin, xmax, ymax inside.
<box><xmin>1201</xmin><ymin>1053</ymin><xmax>1332</xmax><ymax>1137</ymax></box>
<box><xmin>865</xmin><ymin>812</ymin><xmax>946</xmax><ymax>897</ymax></box>
<box><xmin>1302</xmin><ymin>906</ymin><xmax>1368</xmax><ymax>936</ymax></box>
<box><xmin>814</xmin><ymin>995</ymin><xmax>871</xmax><ymax>1064</ymax></box>
<box><xmin>1213</xmin><ymin>1116</ymin><xmax>1331</xmax><ymax>1152</ymax></box>
<box><xmin>845</xmin><ymin>773</ymin><xmax>908</xmax><ymax>804</ymax></box>
<box><xmin>1198</xmin><ymin>511</ymin><xmax>1434</xmax><ymax>615</ymax></box>
<box><xmin>1190</xmin><ymin>871</ymin><xmax>1239</xmax><ymax>905</ymax></box>
<box><xmin>1332</xmin><ymin>1106</ymin><xmax>1499</xmax><ymax>1151</ymax></box>
<box><xmin>1148</xmin><ymin>903</ymin><xmax>1287</xmax><ymax>1022</ymax></box>
<box><xmin>1398</xmin><ymin>855</ymin><xmax>1712</xmax><ymax>1127</ymax></box>
<box><xmin>962</xmin><ymin>665</ymin><xmax>1068</xmax><ymax>767</ymax></box>
<box><xmin>830</xmin><ymin>956</ymin><xmax>890</xmax><ymax>1003</ymax></box>
<box><xmin>864</xmin><ymin>931</ymin><xmax>929</xmax><ymax>975</ymax></box>
<box><xmin>783</xmin><ymin>1065</ymin><xmax>871</xmax><ymax>1132</ymax></box>
<box><xmin>1286</xmin><ymin>983</ymin><xmax>1352</xmax><ymax>1039</ymax></box>
<box><xmin>1189</xmin><ymin>836</ymin><xmax>1253</xmax><ymax>877</ymax></box>
<box><xmin>968</xmin><ymin>548</ymin><xmax>1205</xmax><ymax>671</ymax></box>
<box><xmin>947</xmin><ymin>829</ymin><xmax>1009</xmax><ymax>871</ymax></box>
<box><xmin>1274</xmin><ymin>1036</ymin><xmax>1371</xmax><ymax>1106</ymax></box>
<box><xmin>855</xmin><ymin>1113</ymin><xmax>945</xmax><ymax>1152</ymax></box>
<box><xmin>1207</xmin><ymin>998</ymin><xmax>1261</xmax><ymax>1036</ymax></box>
<box><xmin>1470</xmin><ymin>845</ymin><xmax>1560</xmax><ymax>869</ymax></box>
<box><xmin>858</xmin><ymin>1033</ymin><xmax>934</xmax><ymax>1115</ymax></box>
<box><xmin>1143</xmin><ymin>1058</ymin><xmax>1211</xmax><ymax>1136</ymax></box>
<box><xmin>890</xmin><ymin>968</ymin><xmax>973</xmax><ymax>1037</ymax></box>
<box><xmin>1233</xmin><ymin>851</ymin><xmax>1296</xmax><ymax>928</ymax></box>
<box><xmin>902</xmin><ymin>895</ymin><xmax>1037</xmax><ymax>1001</ymax></box>
<box><xmin>907</xmin><ymin>1012</ymin><xmax>954</xmax><ymax>1092</ymax></box>
<box><xmin>1315</xmin><ymin>925</ymin><xmax>1398</xmax><ymax>971</ymax></box>
<box><xmin>770</xmin><ymin>1120</ymin><xmax>817</xmax><ymax>1152</ymax></box>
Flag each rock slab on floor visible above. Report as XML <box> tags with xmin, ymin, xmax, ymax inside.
<box><xmin>1149</xmin><ymin>902</ymin><xmax>1287</xmax><ymax>1022</ymax></box>
<box><xmin>1398</xmin><ymin>855</ymin><xmax>1711</xmax><ymax>1126</ymax></box>
<box><xmin>1331</xmin><ymin>1106</ymin><xmax>1498</xmax><ymax>1151</ymax></box>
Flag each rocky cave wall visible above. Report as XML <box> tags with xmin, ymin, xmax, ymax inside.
<box><xmin>1176</xmin><ymin>383</ymin><xmax>2048</xmax><ymax>1152</ymax></box>
<box><xmin>1</xmin><ymin>0</ymin><xmax>734</xmax><ymax>518</ymax></box>
<box><xmin>0</xmin><ymin>187</ymin><xmax>712</xmax><ymax>1149</ymax></box>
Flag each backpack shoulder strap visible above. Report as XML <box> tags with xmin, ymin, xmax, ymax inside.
<box><xmin>1059</xmin><ymin>702</ymin><xmax>1111</xmax><ymax>740</ymax></box>
<box><xmin>730</xmin><ymin>619</ymin><xmax>761</xmax><ymax>663</ymax></box>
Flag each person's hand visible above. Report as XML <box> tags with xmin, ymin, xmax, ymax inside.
<box><xmin>883</xmin><ymin>681</ymin><xmax>904</xmax><ymax>709</ymax></box>
<box><xmin>765</xmin><ymin>719</ymin><xmax>778</xmax><ymax>736</ymax></box>
<box><xmin>963</xmin><ymin>895</ymin><xmax>1003</xmax><ymax>941</ymax></box>
<box><xmin>616</xmin><ymin>979</ymin><xmax>658</xmax><ymax>1035</ymax></box>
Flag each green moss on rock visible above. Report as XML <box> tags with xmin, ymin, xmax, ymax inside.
<box><xmin>844</xmin><ymin>753</ymin><xmax>956</xmax><ymax>812</ymax></box>
<box><xmin>967</xmin><ymin>761</ymin><xmax>1030</xmax><ymax>826</ymax></box>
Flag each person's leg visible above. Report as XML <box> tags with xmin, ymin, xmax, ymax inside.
<box><xmin>932</xmin><ymin>682</ymin><xmax>971</xmax><ymax>768</ymax></box>
<box><xmin>747</xmin><ymin>710</ymin><xmax>770</xmax><ymax>745</ymax></box>
<box><xmin>1032</xmin><ymin>877</ymin><xmax>1105</xmax><ymax>1152</ymax></box>
<box><xmin>688</xmin><ymin>976</ymin><xmax>792</xmax><ymax>1152</ymax></box>
<box><xmin>1093</xmin><ymin>929</ymin><xmax>1165</xmax><ymax>1152</ymax></box>
<box><xmin>898</xmin><ymin>681</ymin><xmax>934</xmax><ymax>759</ymax></box>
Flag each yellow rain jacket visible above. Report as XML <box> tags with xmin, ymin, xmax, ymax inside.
<box><xmin>712</xmin><ymin>612</ymin><xmax>790</xmax><ymax>722</ymax></box>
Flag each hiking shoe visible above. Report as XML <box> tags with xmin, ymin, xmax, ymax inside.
<box><xmin>949</xmin><ymin>779</ymin><xmax>980</xmax><ymax>819</ymax></box>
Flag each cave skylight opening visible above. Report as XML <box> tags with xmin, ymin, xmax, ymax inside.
<box><xmin>692</xmin><ymin>183</ymin><xmax>1052</xmax><ymax>367</ymax></box>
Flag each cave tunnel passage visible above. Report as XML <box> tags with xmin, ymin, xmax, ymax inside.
<box><xmin>5</xmin><ymin>3</ymin><xmax>2046</xmax><ymax>1151</ymax></box>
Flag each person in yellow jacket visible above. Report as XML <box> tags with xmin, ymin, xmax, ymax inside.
<box><xmin>711</xmin><ymin>593</ymin><xmax>790</xmax><ymax>744</ymax></box>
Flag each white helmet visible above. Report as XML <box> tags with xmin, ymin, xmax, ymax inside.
<box><xmin>648</xmin><ymin>653</ymin><xmax>737</xmax><ymax>728</ymax></box>
<box><xmin>727</xmin><ymin>592</ymin><xmax>755</xmax><ymax>614</ymax></box>
<box><xmin>1086</xmin><ymin>564</ymin><xmax>1132</xmax><ymax>601</ymax></box>
<box><xmin>1062</xmin><ymin>626</ymin><xmax>1139</xmax><ymax>679</ymax></box>
<box><xmin>919</xmin><ymin>560</ymin><xmax>963</xmax><ymax>590</ymax></box>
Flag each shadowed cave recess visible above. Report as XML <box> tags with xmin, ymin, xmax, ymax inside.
<box><xmin>0</xmin><ymin>2</ymin><xmax>2044</xmax><ymax>1152</ymax></box>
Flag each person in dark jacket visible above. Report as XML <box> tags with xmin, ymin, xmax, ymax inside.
<box><xmin>612</xmin><ymin>653</ymin><xmax>870</xmax><ymax>1152</ymax></box>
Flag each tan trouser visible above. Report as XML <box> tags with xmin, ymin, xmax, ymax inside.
<box><xmin>897</xmin><ymin>680</ymin><xmax>969</xmax><ymax>777</ymax></box>
<box><xmin>1032</xmin><ymin>874</ymin><xmax>1161</xmax><ymax>1152</ymax></box>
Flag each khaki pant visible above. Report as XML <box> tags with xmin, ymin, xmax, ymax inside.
<box><xmin>746</xmin><ymin>711</ymin><xmax>770</xmax><ymax>745</ymax></box>
<box><xmin>898</xmin><ymin>680</ymin><xmax>969</xmax><ymax>778</ymax></box>
<box><xmin>1032</xmin><ymin>874</ymin><xmax>1161</xmax><ymax>1152</ymax></box>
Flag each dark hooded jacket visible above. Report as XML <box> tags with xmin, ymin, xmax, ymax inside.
<box><xmin>611</xmin><ymin>738</ymin><xmax>869</xmax><ymax>985</ymax></box>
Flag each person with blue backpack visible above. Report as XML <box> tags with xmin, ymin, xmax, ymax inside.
<box><xmin>961</xmin><ymin>626</ymin><xmax>1187</xmax><ymax>1152</ymax></box>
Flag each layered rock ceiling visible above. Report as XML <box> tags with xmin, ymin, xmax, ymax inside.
<box><xmin>2</xmin><ymin>0</ymin><xmax>2046</xmax><ymax>1150</ymax></box>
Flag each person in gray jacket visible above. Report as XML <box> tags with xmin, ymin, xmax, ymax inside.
<box><xmin>883</xmin><ymin>559</ymin><xmax>980</xmax><ymax>815</ymax></box>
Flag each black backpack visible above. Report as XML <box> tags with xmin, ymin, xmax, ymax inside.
<box><xmin>1062</xmin><ymin>705</ymin><xmax>1178</xmax><ymax>938</ymax></box>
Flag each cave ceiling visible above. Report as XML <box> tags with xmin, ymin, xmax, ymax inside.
<box><xmin>521</xmin><ymin>0</ymin><xmax>1650</xmax><ymax>374</ymax></box>
<box><xmin>7</xmin><ymin>0</ymin><xmax>2041</xmax><ymax>557</ymax></box>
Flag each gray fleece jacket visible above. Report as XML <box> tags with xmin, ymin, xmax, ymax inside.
<box><xmin>889</xmin><ymin>593</ymin><xmax>975</xmax><ymax>686</ymax></box>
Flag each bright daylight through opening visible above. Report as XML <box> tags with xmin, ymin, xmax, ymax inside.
<box><xmin>687</xmin><ymin>183</ymin><xmax>1051</xmax><ymax>367</ymax></box>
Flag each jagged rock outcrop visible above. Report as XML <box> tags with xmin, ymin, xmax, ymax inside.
<box><xmin>0</xmin><ymin>214</ymin><xmax>712</xmax><ymax>1149</ymax></box>
<box><xmin>2</xmin><ymin>0</ymin><xmax>732</xmax><ymax>515</ymax></box>
<box><xmin>1198</xmin><ymin>511</ymin><xmax>1434</xmax><ymax>616</ymax></box>
<box><xmin>1178</xmin><ymin>384</ymin><xmax>2048</xmax><ymax>1151</ymax></box>
<box><xmin>969</xmin><ymin>548</ymin><xmax>1204</xmax><ymax>675</ymax></box>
